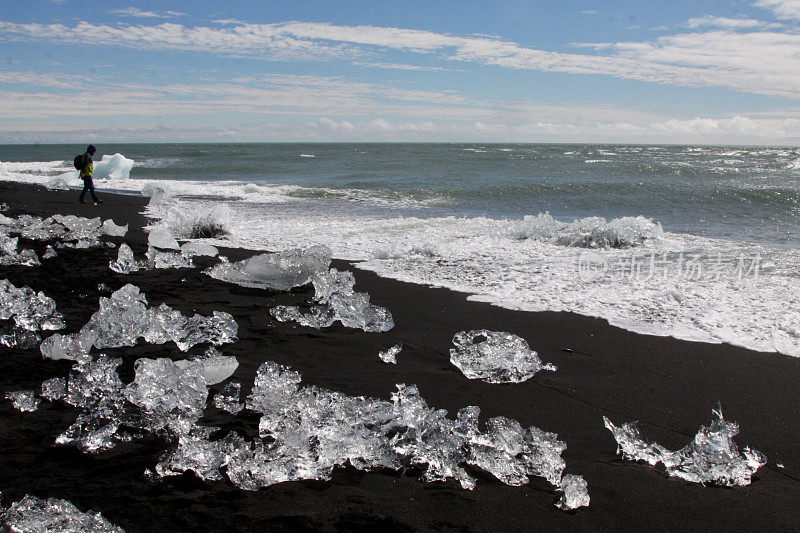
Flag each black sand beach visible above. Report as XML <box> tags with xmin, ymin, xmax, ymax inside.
<box><xmin>1</xmin><ymin>181</ymin><xmax>799</xmax><ymax>531</ymax></box>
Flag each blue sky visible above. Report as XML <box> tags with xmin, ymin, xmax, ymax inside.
<box><xmin>1</xmin><ymin>0</ymin><xmax>800</xmax><ymax>143</ymax></box>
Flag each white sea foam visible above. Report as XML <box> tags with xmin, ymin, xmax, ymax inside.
<box><xmin>4</xmin><ymin>155</ymin><xmax>799</xmax><ymax>358</ymax></box>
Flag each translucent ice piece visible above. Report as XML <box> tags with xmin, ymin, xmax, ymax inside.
<box><xmin>181</xmin><ymin>241</ymin><xmax>218</xmax><ymax>257</ymax></box>
<box><xmin>205</xmin><ymin>245</ymin><xmax>331</xmax><ymax>291</ymax></box>
<box><xmin>556</xmin><ymin>474</ymin><xmax>590</xmax><ymax>510</ymax></box>
<box><xmin>378</xmin><ymin>344</ymin><xmax>402</xmax><ymax>364</ymax></box>
<box><xmin>6</xmin><ymin>390</ymin><xmax>40</xmax><ymax>412</ymax></box>
<box><xmin>124</xmin><ymin>357</ymin><xmax>210</xmax><ymax>435</ymax></box>
<box><xmin>42</xmin><ymin>245</ymin><xmax>57</xmax><ymax>259</ymax></box>
<box><xmin>603</xmin><ymin>408</ymin><xmax>767</xmax><ymax>486</ymax></box>
<box><xmin>174</xmin><ymin>347</ymin><xmax>238</xmax><ymax>385</ymax></box>
<box><xmin>147</xmin><ymin>225</ymin><xmax>180</xmax><ymax>250</ymax></box>
<box><xmin>56</xmin><ymin>412</ymin><xmax>120</xmax><ymax>453</ymax></box>
<box><xmin>450</xmin><ymin>330</ymin><xmax>555</xmax><ymax>384</ymax></box>
<box><xmin>311</xmin><ymin>268</ymin><xmax>355</xmax><ymax>304</ymax></box>
<box><xmin>0</xmin><ymin>325</ymin><xmax>41</xmax><ymax>348</ymax></box>
<box><xmin>109</xmin><ymin>243</ymin><xmax>146</xmax><ymax>274</ymax></box>
<box><xmin>0</xmin><ymin>279</ymin><xmax>65</xmax><ymax>331</ymax></box>
<box><xmin>100</xmin><ymin>219</ymin><xmax>128</xmax><ymax>237</ymax></box>
<box><xmin>40</xmin><ymin>329</ymin><xmax>98</xmax><ymax>362</ymax></box>
<box><xmin>270</xmin><ymin>286</ymin><xmax>394</xmax><ymax>332</ymax></box>
<box><xmin>40</xmin><ymin>376</ymin><xmax>67</xmax><ymax>401</ymax></box>
<box><xmin>146</xmin><ymin>246</ymin><xmax>194</xmax><ymax>269</ymax></box>
<box><xmin>213</xmin><ymin>382</ymin><xmax>244</xmax><ymax>414</ymax></box>
<box><xmin>2</xmin><ymin>494</ymin><xmax>125</xmax><ymax>533</ymax></box>
<box><xmin>65</xmin><ymin>355</ymin><xmax>125</xmax><ymax>417</ymax></box>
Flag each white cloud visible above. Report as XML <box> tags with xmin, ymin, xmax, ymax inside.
<box><xmin>1</xmin><ymin>19</ymin><xmax>800</xmax><ymax>98</ymax></box>
<box><xmin>754</xmin><ymin>0</ymin><xmax>800</xmax><ymax>20</ymax></box>
<box><xmin>111</xmin><ymin>8</ymin><xmax>185</xmax><ymax>19</ymax></box>
<box><xmin>684</xmin><ymin>15</ymin><xmax>773</xmax><ymax>29</ymax></box>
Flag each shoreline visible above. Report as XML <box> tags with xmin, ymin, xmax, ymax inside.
<box><xmin>1</xmin><ymin>181</ymin><xmax>799</xmax><ymax>531</ymax></box>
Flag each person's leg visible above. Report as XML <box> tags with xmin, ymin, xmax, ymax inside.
<box><xmin>89</xmin><ymin>180</ymin><xmax>99</xmax><ymax>203</ymax></box>
<box><xmin>79</xmin><ymin>179</ymin><xmax>89</xmax><ymax>202</ymax></box>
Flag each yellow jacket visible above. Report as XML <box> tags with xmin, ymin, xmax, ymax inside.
<box><xmin>80</xmin><ymin>155</ymin><xmax>94</xmax><ymax>178</ymax></box>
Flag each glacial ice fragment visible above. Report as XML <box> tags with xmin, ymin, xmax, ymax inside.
<box><xmin>109</xmin><ymin>243</ymin><xmax>145</xmax><ymax>274</ymax></box>
<box><xmin>40</xmin><ymin>329</ymin><xmax>97</xmax><ymax>362</ymax></box>
<box><xmin>556</xmin><ymin>474</ymin><xmax>590</xmax><ymax>510</ymax></box>
<box><xmin>80</xmin><ymin>284</ymin><xmax>236</xmax><ymax>351</ymax></box>
<box><xmin>147</xmin><ymin>225</ymin><xmax>180</xmax><ymax>250</ymax></box>
<box><xmin>270</xmin><ymin>268</ymin><xmax>394</xmax><ymax>332</ymax></box>
<box><xmin>181</xmin><ymin>241</ymin><xmax>218</xmax><ymax>257</ymax></box>
<box><xmin>0</xmin><ymin>325</ymin><xmax>41</xmax><ymax>348</ymax></box>
<box><xmin>603</xmin><ymin>408</ymin><xmax>767</xmax><ymax>486</ymax></box>
<box><xmin>100</xmin><ymin>219</ymin><xmax>128</xmax><ymax>237</ymax></box>
<box><xmin>379</xmin><ymin>344</ymin><xmax>402</xmax><ymax>364</ymax></box>
<box><xmin>146</xmin><ymin>246</ymin><xmax>194</xmax><ymax>269</ymax></box>
<box><xmin>204</xmin><ymin>245</ymin><xmax>331</xmax><ymax>291</ymax></box>
<box><xmin>0</xmin><ymin>279</ymin><xmax>65</xmax><ymax>331</ymax></box>
<box><xmin>42</xmin><ymin>245</ymin><xmax>57</xmax><ymax>259</ymax></box>
<box><xmin>174</xmin><ymin>347</ymin><xmax>238</xmax><ymax>385</ymax></box>
<box><xmin>40</xmin><ymin>376</ymin><xmax>67</xmax><ymax>401</ymax></box>
<box><xmin>213</xmin><ymin>382</ymin><xmax>244</xmax><ymax>414</ymax></box>
<box><xmin>2</xmin><ymin>494</ymin><xmax>125</xmax><ymax>533</ymax></box>
<box><xmin>155</xmin><ymin>359</ymin><xmax>585</xmax><ymax>510</ymax></box>
<box><xmin>124</xmin><ymin>357</ymin><xmax>210</xmax><ymax>435</ymax></box>
<box><xmin>6</xmin><ymin>390</ymin><xmax>40</xmax><ymax>412</ymax></box>
<box><xmin>449</xmin><ymin>330</ymin><xmax>555</xmax><ymax>383</ymax></box>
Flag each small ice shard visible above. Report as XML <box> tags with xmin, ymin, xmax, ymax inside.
<box><xmin>449</xmin><ymin>330</ymin><xmax>555</xmax><ymax>384</ymax></box>
<box><xmin>109</xmin><ymin>244</ymin><xmax>145</xmax><ymax>274</ymax></box>
<box><xmin>0</xmin><ymin>325</ymin><xmax>41</xmax><ymax>348</ymax></box>
<box><xmin>56</xmin><ymin>413</ymin><xmax>121</xmax><ymax>453</ymax></box>
<box><xmin>213</xmin><ymin>382</ymin><xmax>244</xmax><ymax>414</ymax></box>
<box><xmin>64</xmin><ymin>355</ymin><xmax>125</xmax><ymax>417</ymax></box>
<box><xmin>146</xmin><ymin>246</ymin><xmax>194</xmax><ymax>269</ymax></box>
<box><xmin>0</xmin><ymin>279</ymin><xmax>65</xmax><ymax>331</ymax></box>
<box><xmin>174</xmin><ymin>347</ymin><xmax>238</xmax><ymax>385</ymax></box>
<box><xmin>46</xmin><ymin>177</ymin><xmax>70</xmax><ymax>190</ymax></box>
<box><xmin>379</xmin><ymin>344</ymin><xmax>402</xmax><ymax>364</ymax></box>
<box><xmin>40</xmin><ymin>329</ymin><xmax>98</xmax><ymax>362</ymax></box>
<box><xmin>181</xmin><ymin>241</ymin><xmax>219</xmax><ymax>257</ymax></box>
<box><xmin>2</xmin><ymin>494</ymin><xmax>125</xmax><ymax>533</ymax></box>
<box><xmin>204</xmin><ymin>245</ymin><xmax>331</xmax><ymax>291</ymax></box>
<box><xmin>270</xmin><ymin>268</ymin><xmax>394</xmax><ymax>332</ymax></box>
<box><xmin>603</xmin><ymin>408</ymin><xmax>767</xmax><ymax>486</ymax></box>
<box><xmin>124</xmin><ymin>357</ymin><xmax>210</xmax><ymax>435</ymax></box>
<box><xmin>42</xmin><ymin>245</ymin><xmax>57</xmax><ymax>259</ymax></box>
<box><xmin>6</xmin><ymin>390</ymin><xmax>40</xmax><ymax>412</ymax></box>
<box><xmin>84</xmin><ymin>284</ymin><xmax>237</xmax><ymax>351</ymax></box>
<box><xmin>100</xmin><ymin>219</ymin><xmax>128</xmax><ymax>237</ymax></box>
<box><xmin>556</xmin><ymin>474</ymin><xmax>590</xmax><ymax>510</ymax></box>
<box><xmin>97</xmin><ymin>283</ymin><xmax>111</xmax><ymax>293</ymax></box>
<box><xmin>311</xmin><ymin>268</ymin><xmax>355</xmax><ymax>304</ymax></box>
<box><xmin>147</xmin><ymin>225</ymin><xmax>180</xmax><ymax>250</ymax></box>
<box><xmin>0</xmin><ymin>202</ymin><xmax>7</xmax><ymax>211</ymax></box>
<box><xmin>40</xmin><ymin>376</ymin><xmax>67</xmax><ymax>401</ymax></box>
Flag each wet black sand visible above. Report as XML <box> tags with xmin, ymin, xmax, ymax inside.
<box><xmin>1</xmin><ymin>181</ymin><xmax>799</xmax><ymax>531</ymax></box>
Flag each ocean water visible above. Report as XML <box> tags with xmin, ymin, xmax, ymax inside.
<box><xmin>1</xmin><ymin>143</ymin><xmax>798</xmax><ymax>356</ymax></box>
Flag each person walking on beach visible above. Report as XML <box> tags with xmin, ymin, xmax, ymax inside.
<box><xmin>78</xmin><ymin>144</ymin><xmax>102</xmax><ymax>205</ymax></box>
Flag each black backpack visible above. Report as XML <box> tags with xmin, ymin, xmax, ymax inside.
<box><xmin>73</xmin><ymin>154</ymin><xmax>84</xmax><ymax>170</ymax></box>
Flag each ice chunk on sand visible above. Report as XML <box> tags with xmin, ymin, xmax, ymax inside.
<box><xmin>181</xmin><ymin>241</ymin><xmax>218</xmax><ymax>257</ymax></box>
<box><xmin>109</xmin><ymin>243</ymin><xmax>145</xmax><ymax>274</ymax></box>
<box><xmin>270</xmin><ymin>268</ymin><xmax>394</xmax><ymax>332</ymax></box>
<box><xmin>379</xmin><ymin>344</ymin><xmax>402</xmax><ymax>364</ymax></box>
<box><xmin>42</xmin><ymin>245</ymin><xmax>57</xmax><ymax>259</ymax></box>
<box><xmin>174</xmin><ymin>347</ymin><xmax>238</xmax><ymax>385</ymax></box>
<box><xmin>6</xmin><ymin>390</ymin><xmax>40</xmax><ymax>412</ymax></box>
<box><xmin>449</xmin><ymin>330</ymin><xmax>555</xmax><ymax>383</ymax></box>
<box><xmin>92</xmin><ymin>153</ymin><xmax>134</xmax><ymax>181</ymax></box>
<box><xmin>204</xmin><ymin>245</ymin><xmax>331</xmax><ymax>291</ymax></box>
<box><xmin>157</xmin><ymin>360</ymin><xmax>585</xmax><ymax>510</ymax></box>
<box><xmin>603</xmin><ymin>408</ymin><xmax>766</xmax><ymax>486</ymax></box>
<box><xmin>556</xmin><ymin>474</ymin><xmax>591</xmax><ymax>510</ymax></box>
<box><xmin>146</xmin><ymin>246</ymin><xmax>194</xmax><ymax>269</ymax></box>
<box><xmin>0</xmin><ymin>279</ymin><xmax>65</xmax><ymax>331</ymax></box>
<box><xmin>124</xmin><ymin>357</ymin><xmax>210</xmax><ymax>435</ymax></box>
<box><xmin>40</xmin><ymin>377</ymin><xmax>67</xmax><ymax>401</ymax></box>
<box><xmin>2</xmin><ymin>494</ymin><xmax>125</xmax><ymax>533</ymax></box>
<box><xmin>100</xmin><ymin>219</ymin><xmax>128</xmax><ymax>237</ymax></box>
<box><xmin>0</xmin><ymin>325</ymin><xmax>41</xmax><ymax>348</ymax></box>
<box><xmin>213</xmin><ymin>382</ymin><xmax>244</xmax><ymax>414</ymax></box>
<box><xmin>40</xmin><ymin>329</ymin><xmax>98</xmax><ymax>362</ymax></box>
<box><xmin>147</xmin><ymin>225</ymin><xmax>180</xmax><ymax>250</ymax></box>
<box><xmin>80</xmin><ymin>284</ymin><xmax>236</xmax><ymax>351</ymax></box>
